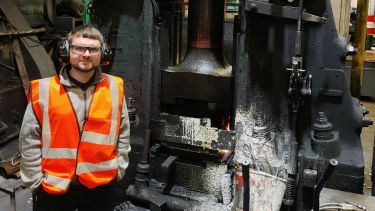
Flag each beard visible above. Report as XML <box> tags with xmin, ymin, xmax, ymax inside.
<box><xmin>71</xmin><ymin>62</ymin><xmax>97</xmax><ymax>73</ymax></box>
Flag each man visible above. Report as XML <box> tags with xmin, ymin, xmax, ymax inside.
<box><xmin>19</xmin><ymin>25</ymin><xmax>131</xmax><ymax>211</ymax></box>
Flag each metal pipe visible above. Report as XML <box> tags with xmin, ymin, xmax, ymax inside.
<box><xmin>150</xmin><ymin>0</ymin><xmax>161</xmax><ymax>124</ymax></box>
<box><xmin>135</xmin><ymin>129</ymin><xmax>151</xmax><ymax>188</ymax></box>
<box><xmin>141</xmin><ymin>129</ymin><xmax>151</xmax><ymax>161</ymax></box>
<box><xmin>351</xmin><ymin>0</ymin><xmax>369</xmax><ymax>99</ymax></box>
<box><xmin>295</xmin><ymin>0</ymin><xmax>304</xmax><ymax>56</ymax></box>
<box><xmin>313</xmin><ymin>159</ymin><xmax>339</xmax><ymax>211</ymax></box>
<box><xmin>170</xmin><ymin>0</ymin><xmax>183</xmax><ymax>66</ymax></box>
<box><xmin>242</xmin><ymin>164</ymin><xmax>250</xmax><ymax>211</ymax></box>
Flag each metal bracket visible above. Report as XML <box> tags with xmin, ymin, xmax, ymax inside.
<box><xmin>150</xmin><ymin>196</ymin><xmax>167</xmax><ymax>211</ymax></box>
<box><xmin>245</xmin><ymin>0</ymin><xmax>326</xmax><ymax>23</ymax></box>
<box><xmin>0</xmin><ymin>179</ymin><xmax>24</xmax><ymax>211</ymax></box>
<box><xmin>161</xmin><ymin>155</ymin><xmax>178</xmax><ymax>194</ymax></box>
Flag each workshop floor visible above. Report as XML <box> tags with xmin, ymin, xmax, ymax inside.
<box><xmin>361</xmin><ymin>98</ymin><xmax>375</xmax><ymax>195</ymax></box>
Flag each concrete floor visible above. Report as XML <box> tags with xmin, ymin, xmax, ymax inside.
<box><xmin>361</xmin><ymin>98</ymin><xmax>375</xmax><ymax>195</ymax></box>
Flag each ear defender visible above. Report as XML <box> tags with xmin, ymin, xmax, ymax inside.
<box><xmin>100</xmin><ymin>43</ymin><xmax>112</xmax><ymax>66</ymax></box>
<box><xmin>57</xmin><ymin>39</ymin><xmax>113</xmax><ymax>65</ymax></box>
<box><xmin>57</xmin><ymin>39</ymin><xmax>70</xmax><ymax>63</ymax></box>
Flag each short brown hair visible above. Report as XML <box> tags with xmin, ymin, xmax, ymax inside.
<box><xmin>67</xmin><ymin>25</ymin><xmax>104</xmax><ymax>45</ymax></box>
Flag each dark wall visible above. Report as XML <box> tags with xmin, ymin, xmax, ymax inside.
<box><xmin>93</xmin><ymin>0</ymin><xmax>155</xmax><ymax>194</ymax></box>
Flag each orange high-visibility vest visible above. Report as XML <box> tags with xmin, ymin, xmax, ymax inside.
<box><xmin>30</xmin><ymin>74</ymin><xmax>124</xmax><ymax>194</ymax></box>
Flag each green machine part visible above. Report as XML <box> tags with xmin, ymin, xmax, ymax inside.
<box><xmin>83</xmin><ymin>0</ymin><xmax>91</xmax><ymax>24</ymax></box>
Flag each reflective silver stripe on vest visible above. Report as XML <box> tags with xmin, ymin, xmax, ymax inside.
<box><xmin>44</xmin><ymin>172</ymin><xmax>71</xmax><ymax>190</ymax></box>
<box><xmin>76</xmin><ymin>158</ymin><xmax>118</xmax><ymax>174</ymax></box>
<box><xmin>42</xmin><ymin>148</ymin><xmax>77</xmax><ymax>159</ymax></box>
<box><xmin>81</xmin><ymin>131</ymin><xmax>118</xmax><ymax>145</ymax></box>
<box><xmin>80</xmin><ymin>75</ymin><xmax>120</xmax><ymax>146</ymax></box>
<box><xmin>108</xmin><ymin>75</ymin><xmax>120</xmax><ymax>139</ymax></box>
<box><xmin>39</xmin><ymin>78</ymin><xmax>52</xmax><ymax>157</ymax></box>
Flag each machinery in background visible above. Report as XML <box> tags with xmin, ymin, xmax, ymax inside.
<box><xmin>15</xmin><ymin>0</ymin><xmax>85</xmax><ymax>32</ymax></box>
<box><xmin>91</xmin><ymin>0</ymin><xmax>373</xmax><ymax>210</ymax></box>
<box><xmin>0</xmin><ymin>0</ymin><xmax>85</xmax><ymax>178</ymax></box>
<box><xmin>0</xmin><ymin>0</ymin><xmax>373</xmax><ymax>210</ymax></box>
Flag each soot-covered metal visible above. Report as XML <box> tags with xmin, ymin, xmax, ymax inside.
<box><xmin>94</xmin><ymin>0</ymin><xmax>371</xmax><ymax>210</ymax></box>
<box><xmin>0</xmin><ymin>0</ymin><xmax>373</xmax><ymax>210</ymax></box>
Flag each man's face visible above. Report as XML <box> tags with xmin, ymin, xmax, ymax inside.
<box><xmin>69</xmin><ymin>36</ymin><xmax>101</xmax><ymax>73</ymax></box>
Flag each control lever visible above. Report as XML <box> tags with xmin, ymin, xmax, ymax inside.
<box><xmin>312</xmin><ymin>159</ymin><xmax>339</xmax><ymax>211</ymax></box>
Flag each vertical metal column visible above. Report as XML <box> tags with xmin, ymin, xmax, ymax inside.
<box><xmin>188</xmin><ymin>0</ymin><xmax>225</xmax><ymax>50</ymax></box>
<box><xmin>170</xmin><ymin>0</ymin><xmax>183</xmax><ymax>66</ymax></box>
<box><xmin>351</xmin><ymin>0</ymin><xmax>369</xmax><ymax>99</ymax></box>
